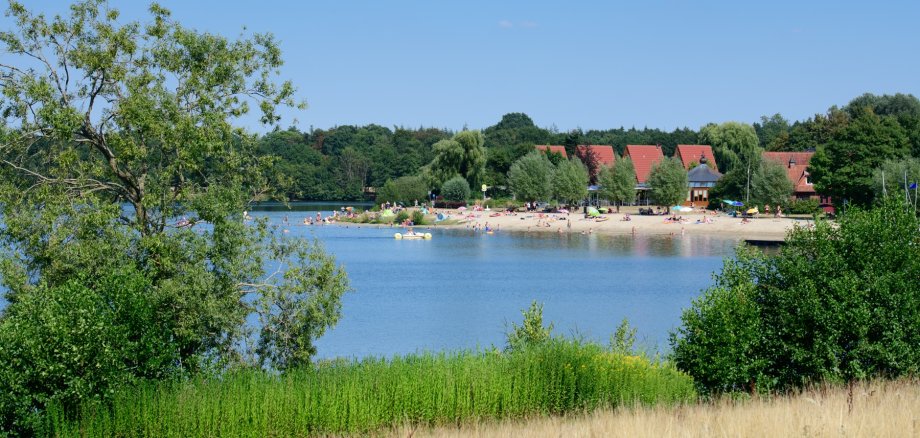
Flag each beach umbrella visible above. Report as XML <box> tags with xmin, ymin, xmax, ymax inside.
<box><xmin>457</xmin><ymin>206</ymin><xmax>467</xmax><ymax>211</ymax></box>
<box><xmin>679</xmin><ymin>206</ymin><xmax>693</xmax><ymax>212</ymax></box>
<box><xmin>671</xmin><ymin>205</ymin><xmax>682</xmax><ymax>210</ymax></box>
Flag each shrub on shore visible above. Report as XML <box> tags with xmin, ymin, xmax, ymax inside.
<box><xmin>441</xmin><ymin>176</ymin><xmax>471</xmax><ymax>202</ymax></box>
<box><xmin>47</xmin><ymin>339</ymin><xmax>695</xmax><ymax>436</ymax></box>
<box><xmin>671</xmin><ymin>199</ymin><xmax>920</xmax><ymax>394</ymax></box>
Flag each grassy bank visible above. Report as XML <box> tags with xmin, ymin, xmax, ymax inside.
<box><xmin>408</xmin><ymin>378</ymin><xmax>920</xmax><ymax>437</ymax></box>
<box><xmin>46</xmin><ymin>340</ymin><xmax>695</xmax><ymax>436</ymax></box>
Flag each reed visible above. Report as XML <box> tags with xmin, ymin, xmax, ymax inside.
<box><xmin>47</xmin><ymin>339</ymin><xmax>695</xmax><ymax>437</ymax></box>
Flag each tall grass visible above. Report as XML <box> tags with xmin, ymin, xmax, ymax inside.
<box><xmin>411</xmin><ymin>378</ymin><xmax>920</xmax><ymax>437</ymax></box>
<box><xmin>47</xmin><ymin>340</ymin><xmax>695</xmax><ymax>436</ymax></box>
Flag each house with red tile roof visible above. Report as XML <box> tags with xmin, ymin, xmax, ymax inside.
<box><xmin>575</xmin><ymin>145</ymin><xmax>616</xmax><ymax>167</ymax></box>
<box><xmin>674</xmin><ymin>145</ymin><xmax>717</xmax><ymax>171</ymax></box>
<box><xmin>535</xmin><ymin>145</ymin><xmax>567</xmax><ymax>159</ymax></box>
<box><xmin>762</xmin><ymin>151</ymin><xmax>819</xmax><ymax>201</ymax></box>
<box><xmin>622</xmin><ymin>145</ymin><xmax>664</xmax><ymax>185</ymax></box>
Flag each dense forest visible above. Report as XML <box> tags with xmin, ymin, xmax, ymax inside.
<box><xmin>261</xmin><ymin>92</ymin><xmax>920</xmax><ymax>204</ymax></box>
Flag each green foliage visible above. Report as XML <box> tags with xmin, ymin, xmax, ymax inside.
<box><xmin>375</xmin><ymin>175</ymin><xmax>428</xmax><ymax>204</ymax></box>
<box><xmin>255</xmin><ymin>241</ymin><xmax>351</xmax><ymax>371</ymax></box>
<box><xmin>709</xmin><ymin>157</ymin><xmax>792</xmax><ymax>208</ymax></box>
<box><xmin>428</xmin><ymin>131</ymin><xmax>486</xmax><ymax>188</ymax></box>
<box><xmin>811</xmin><ymin>107</ymin><xmax>910</xmax><ymax>207</ymax></box>
<box><xmin>411</xmin><ymin>210</ymin><xmax>426</xmax><ymax>225</ymax></box>
<box><xmin>699</xmin><ymin>122</ymin><xmax>761</xmax><ymax>172</ymax></box>
<box><xmin>670</xmin><ymin>245</ymin><xmax>769</xmax><ymax>393</ymax></box>
<box><xmin>0</xmin><ymin>268</ymin><xmax>176</xmax><ymax>433</ymax></box>
<box><xmin>777</xmin><ymin>108</ymin><xmax>850</xmax><ymax>152</ymax></box>
<box><xmin>49</xmin><ymin>339</ymin><xmax>696</xmax><ymax>436</ymax></box>
<box><xmin>551</xmin><ymin>159</ymin><xmax>589</xmax><ymax>204</ymax></box>
<box><xmin>647</xmin><ymin>157</ymin><xmax>688</xmax><ymax>207</ymax></box>
<box><xmin>786</xmin><ymin>198</ymin><xmax>821</xmax><ymax>215</ymax></box>
<box><xmin>754</xmin><ymin>114</ymin><xmax>791</xmax><ymax>149</ymax></box>
<box><xmin>508</xmin><ymin>151</ymin><xmax>554</xmax><ymax>202</ymax></box>
<box><xmin>505</xmin><ymin>301</ymin><xmax>554</xmax><ymax>352</ymax></box>
<box><xmin>0</xmin><ymin>2</ymin><xmax>352</xmax><ymax>432</ymax></box>
<box><xmin>750</xmin><ymin>158</ymin><xmax>794</xmax><ymax>206</ymax></box>
<box><xmin>872</xmin><ymin>157</ymin><xmax>920</xmax><ymax>211</ymax></box>
<box><xmin>610</xmin><ymin>318</ymin><xmax>638</xmax><ymax>356</ymax></box>
<box><xmin>440</xmin><ymin>175</ymin><xmax>471</xmax><ymax>201</ymax></box>
<box><xmin>672</xmin><ymin>200</ymin><xmax>920</xmax><ymax>393</ymax></box>
<box><xmin>394</xmin><ymin>210</ymin><xmax>410</xmax><ymax>224</ymax></box>
<box><xmin>598</xmin><ymin>157</ymin><xmax>637</xmax><ymax>209</ymax></box>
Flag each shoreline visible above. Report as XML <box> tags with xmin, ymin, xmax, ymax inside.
<box><xmin>335</xmin><ymin>206</ymin><xmax>819</xmax><ymax>241</ymax></box>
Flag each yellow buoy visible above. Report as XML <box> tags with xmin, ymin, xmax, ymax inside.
<box><xmin>424</xmin><ymin>233</ymin><xmax>432</xmax><ymax>239</ymax></box>
<box><xmin>394</xmin><ymin>233</ymin><xmax>403</xmax><ymax>239</ymax></box>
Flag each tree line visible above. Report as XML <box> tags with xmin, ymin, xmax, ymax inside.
<box><xmin>261</xmin><ymin>92</ymin><xmax>920</xmax><ymax>212</ymax></box>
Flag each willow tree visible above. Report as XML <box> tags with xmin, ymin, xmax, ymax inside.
<box><xmin>699</xmin><ymin>121</ymin><xmax>761</xmax><ymax>173</ymax></box>
<box><xmin>428</xmin><ymin>130</ymin><xmax>486</xmax><ymax>188</ymax></box>
<box><xmin>0</xmin><ymin>1</ymin><xmax>349</xmax><ymax>428</ymax></box>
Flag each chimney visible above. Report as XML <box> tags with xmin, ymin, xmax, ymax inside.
<box><xmin>788</xmin><ymin>156</ymin><xmax>796</xmax><ymax>168</ymax></box>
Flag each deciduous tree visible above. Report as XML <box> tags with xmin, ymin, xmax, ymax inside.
<box><xmin>647</xmin><ymin>157</ymin><xmax>688</xmax><ymax>207</ymax></box>
<box><xmin>508</xmin><ymin>151</ymin><xmax>553</xmax><ymax>202</ymax></box>
<box><xmin>810</xmin><ymin>108</ymin><xmax>909</xmax><ymax>207</ymax></box>
<box><xmin>699</xmin><ymin>122</ymin><xmax>761</xmax><ymax>172</ymax></box>
<box><xmin>598</xmin><ymin>157</ymin><xmax>637</xmax><ymax>212</ymax></box>
<box><xmin>0</xmin><ymin>1</ymin><xmax>350</xmax><ymax>431</ymax></box>
<box><xmin>429</xmin><ymin>130</ymin><xmax>486</xmax><ymax>188</ymax></box>
<box><xmin>552</xmin><ymin>159</ymin><xmax>589</xmax><ymax>205</ymax></box>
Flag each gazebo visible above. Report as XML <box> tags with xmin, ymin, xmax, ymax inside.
<box><xmin>684</xmin><ymin>156</ymin><xmax>722</xmax><ymax>207</ymax></box>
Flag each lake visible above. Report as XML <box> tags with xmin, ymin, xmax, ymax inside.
<box><xmin>252</xmin><ymin>203</ymin><xmax>739</xmax><ymax>359</ymax></box>
<box><xmin>0</xmin><ymin>202</ymin><xmax>740</xmax><ymax>360</ymax></box>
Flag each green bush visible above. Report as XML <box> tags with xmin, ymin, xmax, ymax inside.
<box><xmin>49</xmin><ymin>340</ymin><xmax>696</xmax><ymax>436</ymax></box>
<box><xmin>441</xmin><ymin>175</ymin><xmax>470</xmax><ymax>202</ymax></box>
<box><xmin>394</xmin><ymin>210</ymin><xmax>409</xmax><ymax>224</ymax></box>
<box><xmin>377</xmin><ymin>176</ymin><xmax>428</xmax><ymax>205</ymax></box>
<box><xmin>786</xmin><ymin>198</ymin><xmax>821</xmax><ymax>214</ymax></box>
<box><xmin>0</xmin><ymin>268</ymin><xmax>178</xmax><ymax>434</ymax></box>
<box><xmin>671</xmin><ymin>199</ymin><xmax>920</xmax><ymax>394</ymax></box>
<box><xmin>411</xmin><ymin>210</ymin><xmax>426</xmax><ymax>225</ymax></box>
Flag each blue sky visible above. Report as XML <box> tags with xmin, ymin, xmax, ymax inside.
<box><xmin>11</xmin><ymin>1</ymin><xmax>920</xmax><ymax>133</ymax></box>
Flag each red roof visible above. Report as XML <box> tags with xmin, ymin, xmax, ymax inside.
<box><xmin>575</xmin><ymin>145</ymin><xmax>616</xmax><ymax>166</ymax></box>
<box><xmin>674</xmin><ymin>145</ymin><xmax>717</xmax><ymax>171</ymax></box>
<box><xmin>762</xmin><ymin>151</ymin><xmax>816</xmax><ymax>195</ymax></box>
<box><xmin>623</xmin><ymin>145</ymin><xmax>664</xmax><ymax>184</ymax></box>
<box><xmin>535</xmin><ymin>145</ymin><xmax>567</xmax><ymax>159</ymax></box>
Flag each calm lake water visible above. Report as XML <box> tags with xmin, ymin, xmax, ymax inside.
<box><xmin>0</xmin><ymin>202</ymin><xmax>741</xmax><ymax>360</ymax></box>
<box><xmin>251</xmin><ymin>203</ymin><xmax>739</xmax><ymax>359</ymax></box>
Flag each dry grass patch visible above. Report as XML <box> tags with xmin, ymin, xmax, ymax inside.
<box><xmin>407</xmin><ymin>379</ymin><xmax>920</xmax><ymax>438</ymax></box>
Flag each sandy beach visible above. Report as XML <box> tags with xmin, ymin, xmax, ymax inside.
<box><xmin>423</xmin><ymin>206</ymin><xmax>815</xmax><ymax>241</ymax></box>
